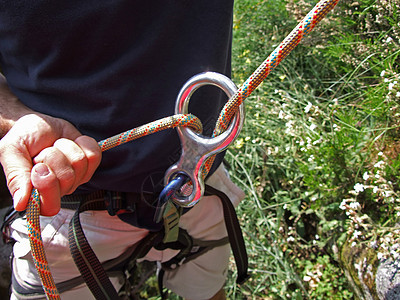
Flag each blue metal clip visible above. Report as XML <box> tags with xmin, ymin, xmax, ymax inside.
<box><xmin>154</xmin><ymin>173</ymin><xmax>188</xmax><ymax>223</ymax></box>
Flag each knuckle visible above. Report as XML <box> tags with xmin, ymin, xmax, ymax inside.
<box><xmin>71</xmin><ymin>149</ymin><xmax>87</xmax><ymax>169</ymax></box>
<box><xmin>58</xmin><ymin>168</ymin><xmax>76</xmax><ymax>194</ymax></box>
<box><xmin>86</xmin><ymin>147</ymin><xmax>101</xmax><ymax>165</ymax></box>
<box><xmin>54</xmin><ymin>138</ymin><xmax>88</xmax><ymax>168</ymax></box>
<box><xmin>5</xmin><ymin>169</ymin><xmax>26</xmax><ymax>193</ymax></box>
<box><xmin>34</xmin><ymin>147</ymin><xmax>53</xmax><ymax>163</ymax></box>
<box><xmin>75</xmin><ymin>135</ymin><xmax>102</xmax><ymax>168</ymax></box>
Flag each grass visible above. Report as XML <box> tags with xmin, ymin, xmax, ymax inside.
<box><xmin>132</xmin><ymin>0</ymin><xmax>399</xmax><ymax>298</ymax></box>
<box><xmin>222</xmin><ymin>0</ymin><xmax>400</xmax><ymax>298</ymax></box>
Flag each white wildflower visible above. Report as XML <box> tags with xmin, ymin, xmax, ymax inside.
<box><xmin>286</xmin><ymin>120</ymin><xmax>293</xmax><ymax>129</ymax></box>
<box><xmin>287</xmin><ymin>236</ymin><xmax>295</xmax><ymax>242</ymax></box>
<box><xmin>384</xmin><ymin>190</ymin><xmax>393</xmax><ymax>198</ymax></box>
<box><xmin>305</xmin><ymin>102</ymin><xmax>312</xmax><ymax>113</ymax></box>
<box><xmin>313</xmin><ymin>138</ymin><xmax>322</xmax><ymax>145</ymax></box>
<box><xmin>349</xmin><ymin>201</ymin><xmax>361</xmax><ymax>210</ymax></box>
<box><xmin>339</xmin><ymin>200</ymin><xmax>347</xmax><ymax>210</ymax></box>
<box><xmin>354</xmin><ymin>183</ymin><xmax>365</xmax><ymax>193</ymax></box>
<box><xmin>310</xmin><ymin>123</ymin><xmax>317</xmax><ymax>131</ymax></box>
<box><xmin>381</xmin><ymin>70</ymin><xmax>386</xmax><ymax>77</ymax></box>
<box><xmin>363</xmin><ymin>172</ymin><xmax>370</xmax><ymax>181</ymax></box>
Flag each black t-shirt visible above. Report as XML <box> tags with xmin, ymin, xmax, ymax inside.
<box><xmin>0</xmin><ymin>0</ymin><xmax>234</xmax><ymax>194</ymax></box>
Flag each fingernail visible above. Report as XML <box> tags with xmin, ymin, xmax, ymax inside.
<box><xmin>35</xmin><ymin>164</ymin><xmax>50</xmax><ymax>177</ymax></box>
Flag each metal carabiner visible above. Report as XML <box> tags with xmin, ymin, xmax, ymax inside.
<box><xmin>164</xmin><ymin>72</ymin><xmax>245</xmax><ymax>207</ymax></box>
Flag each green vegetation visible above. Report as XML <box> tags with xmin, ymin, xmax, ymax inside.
<box><xmin>224</xmin><ymin>0</ymin><xmax>400</xmax><ymax>298</ymax></box>
<box><xmin>136</xmin><ymin>0</ymin><xmax>399</xmax><ymax>298</ymax></box>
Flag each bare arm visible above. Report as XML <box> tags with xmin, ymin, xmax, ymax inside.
<box><xmin>0</xmin><ymin>74</ymin><xmax>102</xmax><ymax>215</ymax></box>
<box><xmin>0</xmin><ymin>74</ymin><xmax>33</xmax><ymax>137</ymax></box>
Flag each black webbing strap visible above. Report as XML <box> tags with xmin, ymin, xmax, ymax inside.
<box><xmin>158</xmin><ymin>185</ymin><xmax>250</xmax><ymax>298</ymax></box>
<box><xmin>66</xmin><ymin>185</ymin><xmax>249</xmax><ymax>299</ymax></box>
<box><xmin>65</xmin><ymin>192</ymin><xmax>165</xmax><ymax>300</ymax></box>
<box><xmin>205</xmin><ymin>184</ymin><xmax>250</xmax><ymax>284</ymax></box>
<box><xmin>68</xmin><ymin>199</ymin><xmax>120</xmax><ymax>300</ymax></box>
<box><xmin>61</xmin><ymin>190</ymin><xmax>134</xmax><ymax>216</ymax></box>
<box><xmin>156</xmin><ymin>231</ymin><xmax>229</xmax><ymax>300</ymax></box>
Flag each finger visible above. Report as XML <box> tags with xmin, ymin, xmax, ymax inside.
<box><xmin>33</xmin><ymin>146</ymin><xmax>76</xmax><ymax>195</ymax></box>
<box><xmin>0</xmin><ymin>143</ymin><xmax>33</xmax><ymax>211</ymax></box>
<box><xmin>74</xmin><ymin>136</ymin><xmax>102</xmax><ymax>184</ymax></box>
<box><xmin>53</xmin><ymin>138</ymin><xmax>88</xmax><ymax>186</ymax></box>
<box><xmin>31</xmin><ymin>163</ymin><xmax>60</xmax><ymax>216</ymax></box>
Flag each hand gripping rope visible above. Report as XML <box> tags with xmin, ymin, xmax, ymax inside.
<box><xmin>25</xmin><ymin>0</ymin><xmax>339</xmax><ymax>298</ymax></box>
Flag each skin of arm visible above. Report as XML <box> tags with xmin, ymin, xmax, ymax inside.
<box><xmin>0</xmin><ymin>74</ymin><xmax>102</xmax><ymax>216</ymax></box>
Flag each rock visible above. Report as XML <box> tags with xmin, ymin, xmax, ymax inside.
<box><xmin>340</xmin><ymin>237</ymin><xmax>400</xmax><ymax>300</ymax></box>
<box><xmin>376</xmin><ymin>260</ymin><xmax>400</xmax><ymax>300</ymax></box>
<box><xmin>340</xmin><ymin>239</ymin><xmax>378</xmax><ymax>299</ymax></box>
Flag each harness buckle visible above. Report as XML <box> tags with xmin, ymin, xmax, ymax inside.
<box><xmin>104</xmin><ymin>191</ymin><xmax>135</xmax><ymax>216</ymax></box>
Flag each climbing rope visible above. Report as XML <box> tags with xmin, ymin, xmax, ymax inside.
<box><xmin>26</xmin><ymin>114</ymin><xmax>202</xmax><ymax>300</ymax></box>
<box><xmin>25</xmin><ymin>0</ymin><xmax>339</xmax><ymax>298</ymax></box>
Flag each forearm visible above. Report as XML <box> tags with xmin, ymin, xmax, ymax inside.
<box><xmin>0</xmin><ymin>74</ymin><xmax>33</xmax><ymax>137</ymax></box>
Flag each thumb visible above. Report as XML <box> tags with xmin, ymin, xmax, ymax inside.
<box><xmin>31</xmin><ymin>163</ymin><xmax>61</xmax><ymax>216</ymax></box>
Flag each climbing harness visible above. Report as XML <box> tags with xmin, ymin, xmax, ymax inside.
<box><xmin>20</xmin><ymin>0</ymin><xmax>340</xmax><ymax>298</ymax></box>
